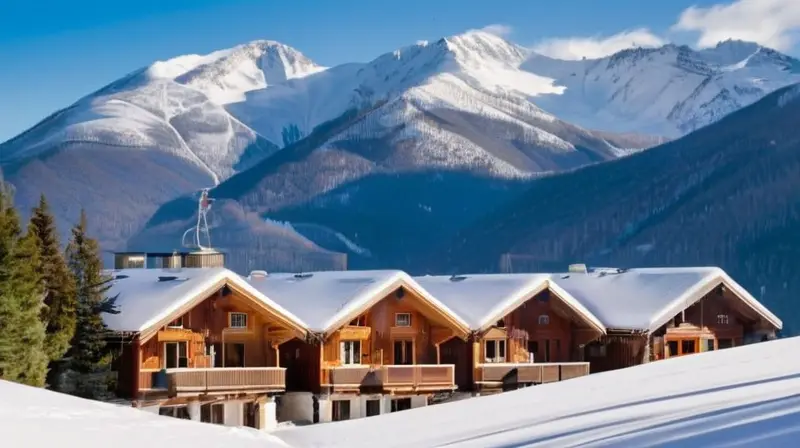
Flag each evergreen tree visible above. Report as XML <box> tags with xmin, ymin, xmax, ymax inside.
<box><xmin>0</xmin><ymin>191</ymin><xmax>48</xmax><ymax>387</ymax></box>
<box><xmin>66</xmin><ymin>210</ymin><xmax>118</xmax><ymax>399</ymax></box>
<box><xmin>30</xmin><ymin>195</ymin><xmax>78</xmax><ymax>379</ymax></box>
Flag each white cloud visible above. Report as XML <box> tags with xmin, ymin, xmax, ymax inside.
<box><xmin>672</xmin><ymin>0</ymin><xmax>800</xmax><ymax>51</ymax></box>
<box><xmin>532</xmin><ymin>28</ymin><xmax>667</xmax><ymax>60</ymax></box>
<box><xmin>480</xmin><ymin>24</ymin><xmax>514</xmax><ymax>38</ymax></box>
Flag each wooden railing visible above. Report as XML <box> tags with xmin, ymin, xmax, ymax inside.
<box><xmin>322</xmin><ymin>364</ymin><xmax>455</xmax><ymax>390</ymax></box>
<box><xmin>166</xmin><ymin>367</ymin><xmax>286</xmax><ymax>394</ymax></box>
<box><xmin>138</xmin><ymin>369</ymin><xmax>159</xmax><ymax>390</ymax></box>
<box><xmin>476</xmin><ymin>362</ymin><xmax>590</xmax><ymax>385</ymax></box>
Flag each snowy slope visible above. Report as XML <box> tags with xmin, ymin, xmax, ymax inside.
<box><xmin>524</xmin><ymin>40</ymin><xmax>800</xmax><ymax>136</ymax></box>
<box><xmin>2</xmin><ymin>337</ymin><xmax>797</xmax><ymax>447</ymax></box>
<box><xmin>277</xmin><ymin>337</ymin><xmax>800</xmax><ymax>447</ymax></box>
<box><xmin>0</xmin><ymin>380</ymin><xmax>289</xmax><ymax>448</ymax></box>
<box><xmin>0</xmin><ymin>40</ymin><xmax>324</xmax><ymax>180</ymax></box>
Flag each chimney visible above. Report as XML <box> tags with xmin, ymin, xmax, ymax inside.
<box><xmin>568</xmin><ymin>263</ymin><xmax>589</xmax><ymax>274</ymax></box>
<box><xmin>249</xmin><ymin>270</ymin><xmax>268</xmax><ymax>279</ymax></box>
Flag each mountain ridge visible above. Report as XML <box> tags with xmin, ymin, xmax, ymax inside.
<box><xmin>2</xmin><ymin>30</ymin><xmax>799</xmax><ymax>270</ymax></box>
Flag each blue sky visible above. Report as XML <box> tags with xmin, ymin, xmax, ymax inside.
<box><xmin>2</xmin><ymin>0</ymin><xmax>799</xmax><ymax>142</ymax></box>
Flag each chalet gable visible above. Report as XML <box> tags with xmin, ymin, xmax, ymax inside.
<box><xmin>414</xmin><ymin>274</ymin><xmax>606</xmax><ymax>334</ymax></box>
<box><xmin>246</xmin><ymin>270</ymin><xmax>471</xmax><ymax>340</ymax></box>
<box><xmin>550</xmin><ymin>267</ymin><xmax>782</xmax><ymax>333</ymax></box>
<box><xmin>104</xmin><ymin>268</ymin><xmax>308</xmax><ymax>343</ymax></box>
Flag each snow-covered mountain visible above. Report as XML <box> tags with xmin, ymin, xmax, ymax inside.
<box><xmin>3</xmin><ymin>30</ymin><xmax>798</xmax><ymax>261</ymax></box>
<box><xmin>524</xmin><ymin>39</ymin><xmax>800</xmax><ymax>136</ymax></box>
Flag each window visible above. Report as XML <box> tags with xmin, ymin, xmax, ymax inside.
<box><xmin>167</xmin><ymin>316</ymin><xmax>183</xmax><ymax>328</ymax></box>
<box><xmin>538</xmin><ymin>314</ymin><xmax>550</xmax><ymax>325</ymax></box>
<box><xmin>391</xmin><ymin>398</ymin><xmax>412</xmax><ymax>413</ymax></box>
<box><xmin>341</xmin><ymin>340</ymin><xmax>361</xmax><ymax>365</ymax></box>
<box><xmin>717</xmin><ymin>314</ymin><xmax>729</xmax><ymax>325</ymax></box>
<box><xmin>667</xmin><ymin>340</ymin><xmax>679</xmax><ymax>357</ymax></box>
<box><xmin>164</xmin><ymin>342</ymin><xmax>188</xmax><ymax>368</ymax></box>
<box><xmin>225</xmin><ymin>343</ymin><xmax>245</xmax><ymax>367</ymax></box>
<box><xmin>159</xmin><ymin>406</ymin><xmax>189</xmax><ymax>419</ymax></box>
<box><xmin>681</xmin><ymin>340</ymin><xmax>696</xmax><ymax>355</ymax></box>
<box><xmin>528</xmin><ymin>340</ymin><xmax>539</xmax><ymax>362</ymax></box>
<box><xmin>705</xmin><ymin>339</ymin><xmax>715</xmax><ymax>351</ymax></box>
<box><xmin>484</xmin><ymin>339</ymin><xmax>506</xmax><ymax>363</ymax></box>
<box><xmin>587</xmin><ymin>342</ymin><xmax>606</xmax><ymax>357</ymax></box>
<box><xmin>201</xmin><ymin>403</ymin><xmax>225</xmax><ymax>424</ymax></box>
<box><xmin>395</xmin><ymin>313</ymin><xmax>411</xmax><ymax>327</ymax></box>
<box><xmin>229</xmin><ymin>312</ymin><xmax>248</xmax><ymax>329</ymax></box>
<box><xmin>366</xmin><ymin>399</ymin><xmax>381</xmax><ymax>417</ymax></box>
<box><xmin>393</xmin><ymin>340</ymin><xmax>413</xmax><ymax>365</ymax></box>
<box><xmin>718</xmin><ymin>338</ymin><xmax>734</xmax><ymax>349</ymax></box>
<box><xmin>332</xmin><ymin>400</ymin><xmax>351</xmax><ymax>421</ymax></box>
<box><xmin>349</xmin><ymin>315</ymin><xmax>366</xmax><ymax>326</ymax></box>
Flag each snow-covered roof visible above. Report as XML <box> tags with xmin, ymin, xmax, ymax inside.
<box><xmin>414</xmin><ymin>274</ymin><xmax>606</xmax><ymax>332</ymax></box>
<box><xmin>104</xmin><ymin>267</ymin><xmax>308</xmax><ymax>335</ymax></box>
<box><xmin>245</xmin><ymin>270</ymin><xmax>470</xmax><ymax>335</ymax></box>
<box><xmin>549</xmin><ymin>267</ymin><xmax>783</xmax><ymax>332</ymax></box>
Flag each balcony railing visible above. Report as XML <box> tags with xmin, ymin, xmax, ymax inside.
<box><xmin>476</xmin><ymin>362</ymin><xmax>590</xmax><ymax>385</ymax></box>
<box><xmin>323</xmin><ymin>364</ymin><xmax>455</xmax><ymax>391</ymax></box>
<box><xmin>137</xmin><ymin>367</ymin><xmax>286</xmax><ymax>395</ymax></box>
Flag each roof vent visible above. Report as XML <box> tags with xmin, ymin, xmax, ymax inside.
<box><xmin>449</xmin><ymin>274</ymin><xmax>467</xmax><ymax>282</ymax></box>
<box><xmin>158</xmin><ymin>276</ymin><xmax>179</xmax><ymax>282</ymax></box>
<box><xmin>294</xmin><ymin>272</ymin><xmax>313</xmax><ymax>280</ymax></box>
<box><xmin>568</xmin><ymin>264</ymin><xmax>588</xmax><ymax>274</ymax></box>
<box><xmin>249</xmin><ymin>270</ymin><xmax>268</xmax><ymax>279</ymax></box>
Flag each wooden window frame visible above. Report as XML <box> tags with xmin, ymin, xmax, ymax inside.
<box><xmin>229</xmin><ymin>312</ymin><xmax>248</xmax><ymax>329</ymax></box>
<box><xmin>484</xmin><ymin>339</ymin><xmax>506</xmax><ymax>363</ymax></box>
<box><xmin>167</xmin><ymin>316</ymin><xmax>184</xmax><ymax>329</ymax></box>
<box><xmin>340</xmin><ymin>340</ymin><xmax>362</xmax><ymax>365</ymax></box>
<box><xmin>394</xmin><ymin>313</ymin><xmax>412</xmax><ymax>327</ymax></box>
<box><xmin>164</xmin><ymin>341</ymin><xmax>188</xmax><ymax>369</ymax></box>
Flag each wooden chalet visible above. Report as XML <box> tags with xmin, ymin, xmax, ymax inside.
<box><xmin>245</xmin><ymin>270</ymin><xmax>471</xmax><ymax>423</ymax></box>
<box><xmin>415</xmin><ymin>274</ymin><xmax>605</xmax><ymax>393</ymax></box>
<box><xmin>105</xmin><ymin>267</ymin><xmax>308</xmax><ymax>429</ymax></box>
<box><xmin>549</xmin><ymin>266</ymin><xmax>783</xmax><ymax>372</ymax></box>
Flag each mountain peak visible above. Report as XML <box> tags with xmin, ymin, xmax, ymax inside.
<box><xmin>145</xmin><ymin>39</ymin><xmax>325</xmax><ymax>104</ymax></box>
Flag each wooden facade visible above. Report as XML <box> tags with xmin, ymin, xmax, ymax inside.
<box><xmin>283</xmin><ymin>284</ymin><xmax>469</xmax><ymax>397</ymax></box>
<box><xmin>585</xmin><ymin>282</ymin><xmax>779</xmax><ymax>374</ymax></box>
<box><xmin>116</xmin><ymin>279</ymin><xmax>305</xmax><ymax>406</ymax></box>
<box><xmin>472</xmin><ymin>289</ymin><xmax>598</xmax><ymax>391</ymax></box>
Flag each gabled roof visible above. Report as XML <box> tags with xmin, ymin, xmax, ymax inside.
<box><xmin>104</xmin><ymin>268</ymin><xmax>309</xmax><ymax>338</ymax></box>
<box><xmin>549</xmin><ymin>267</ymin><xmax>783</xmax><ymax>332</ymax></box>
<box><xmin>414</xmin><ymin>274</ymin><xmax>606</xmax><ymax>333</ymax></box>
<box><xmin>245</xmin><ymin>270</ymin><xmax>471</xmax><ymax>336</ymax></box>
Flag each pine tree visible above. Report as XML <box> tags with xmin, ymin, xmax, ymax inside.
<box><xmin>0</xmin><ymin>191</ymin><xmax>48</xmax><ymax>387</ymax></box>
<box><xmin>30</xmin><ymin>195</ymin><xmax>78</xmax><ymax>383</ymax></box>
<box><xmin>66</xmin><ymin>210</ymin><xmax>118</xmax><ymax>399</ymax></box>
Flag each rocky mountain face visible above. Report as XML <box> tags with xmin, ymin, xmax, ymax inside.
<box><xmin>2</xmin><ymin>31</ymin><xmax>798</xmax><ymax>271</ymax></box>
<box><xmin>423</xmin><ymin>83</ymin><xmax>800</xmax><ymax>334</ymax></box>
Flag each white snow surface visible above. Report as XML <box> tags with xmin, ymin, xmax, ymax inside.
<box><xmin>0</xmin><ymin>380</ymin><xmax>289</xmax><ymax>448</ymax></box>
<box><xmin>275</xmin><ymin>336</ymin><xmax>800</xmax><ymax>447</ymax></box>
<box><xmin>4</xmin><ymin>337</ymin><xmax>800</xmax><ymax>447</ymax></box>
<box><xmin>550</xmin><ymin>267</ymin><xmax>782</xmax><ymax>332</ymax></box>
<box><xmin>245</xmin><ymin>270</ymin><xmax>469</xmax><ymax>334</ymax></box>
<box><xmin>104</xmin><ymin>267</ymin><xmax>308</xmax><ymax>333</ymax></box>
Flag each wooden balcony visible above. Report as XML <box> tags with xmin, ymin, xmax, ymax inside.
<box><xmin>322</xmin><ymin>364</ymin><xmax>455</xmax><ymax>391</ymax></box>
<box><xmin>158</xmin><ymin>367</ymin><xmax>286</xmax><ymax>395</ymax></box>
<box><xmin>476</xmin><ymin>362</ymin><xmax>590</xmax><ymax>386</ymax></box>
